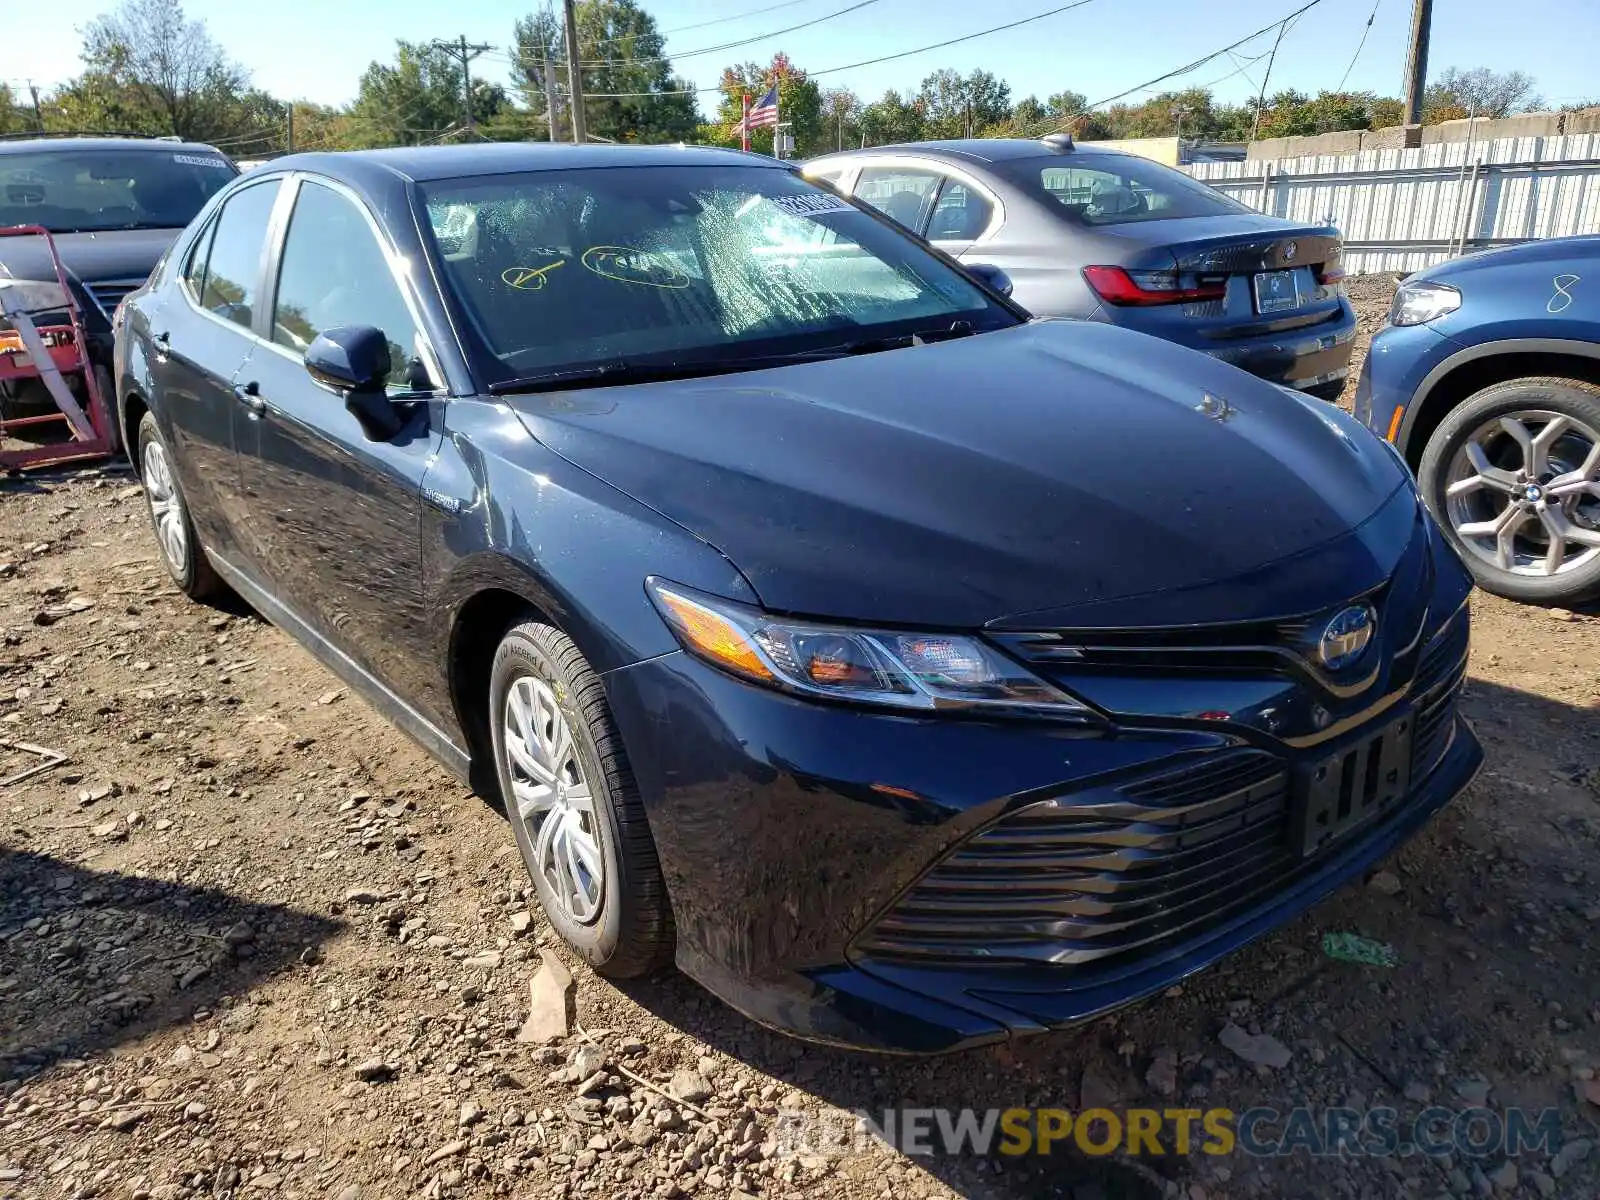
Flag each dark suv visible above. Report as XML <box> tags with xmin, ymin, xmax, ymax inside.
<box><xmin>0</xmin><ymin>137</ymin><xmax>237</xmax><ymax>420</ymax></box>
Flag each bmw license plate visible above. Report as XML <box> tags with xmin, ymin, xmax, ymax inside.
<box><xmin>1253</xmin><ymin>269</ymin><xmax>1302</xmax><ymax>314</ymax></box>
<box><xmin>1291</xmin><ymin>712</ymin><xmax>1414</xmax><ymax>856</ymax></box>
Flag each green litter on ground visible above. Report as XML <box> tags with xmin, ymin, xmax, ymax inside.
<box><xmin>1322</xmin><ymin>932</ymin><xmax>1400</xmax><ymax>967</ymax></box>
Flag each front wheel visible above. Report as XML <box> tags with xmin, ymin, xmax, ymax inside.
<box><xmin>1418</xmin><ymin>377</ymin><xmax>1600</xmax><ymax>605</ymax></box>
<box><xmin>488</xmin><ymin>620</ymin><xmax>674</xmax><ymax>979</ymax></box>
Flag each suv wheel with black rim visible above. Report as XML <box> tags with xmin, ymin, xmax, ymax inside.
<box><xmin>1418</xmin><ymin>377</ymin><xmax>1600</xmax><ymax>605</ymax></box>
<box><xmin>488</xmin><ymin>619</ymin><xmax>674</xmax><ymax>978</ymax></box>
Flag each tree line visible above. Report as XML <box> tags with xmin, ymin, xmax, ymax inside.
<box><xmin>1</xmin><ymin>0</ymin><xmax>1582</xmax><ymax>160</ymax></box>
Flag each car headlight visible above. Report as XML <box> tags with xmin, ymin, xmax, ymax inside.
<box><xmin>647</xmin><ymin>579</ymin><xmax>1094</xmax><ymax>718</ymax></box>
<box><xmin>1389</xmin><ymin>280</ymin><xmax>1461</xmax><ymax>326</ymax></box>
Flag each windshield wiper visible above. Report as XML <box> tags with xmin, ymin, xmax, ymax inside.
<box><xmin>489</xmin><ymin>357</ymin><xmax>779</xmax><ymax>395</ymax></box>
<box><xmin>487</xmin><ymin>323</ymin><xmax>983</xmax><ymax>395</ymax></box>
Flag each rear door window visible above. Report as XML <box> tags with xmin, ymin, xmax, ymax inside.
<box><xmin>196</xmin><ymin>179</ymin><xmax>281</xmax><ymax>329</ymax></box>
<box><xmin>853</xmin><ymin>168</ymin><xmax>941</xmax><ymax>235</ymax></box>
<box><xmin>927</xmin><ymin>179</ymin><xmax>993</xmax><ymax>242</ymax></box>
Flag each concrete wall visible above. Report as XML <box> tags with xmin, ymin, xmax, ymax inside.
<box><xmin>1246</xmin><ymin>109</ymin><xmax>1600</xmax><ymax>160</ymax></box>
<box><xmin>1076</xmin><ymin>136</ymin><xmax>1181</xmax><ymax>166</ymax></box>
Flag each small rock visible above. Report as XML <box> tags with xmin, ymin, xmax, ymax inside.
<box><xmin>1080</xmin><ymin>1063</ymin><xmax>1122</xmax><ymax>1110</ymax></box>
<box><xmin>353</xmin><ymin>1059</ymin><xmax>396</xmax><ymax>1083</ymax></box>
<box><xmin>570</xmin><ymin>1043</ymin><xmax>605</xmax><ymax>1080</ymax></box>
<box><xmin>1403</xmin><ymin>1080</ymin><xmax>1433</xmax><ymax>1103</ymax></box>
<box><xmin>463</xmin><ymin>951</ymin><xmax>501</xmax><ymax>971</ymax></box>
<box><xmin>1487</xmin><ymin>1161</ymin><xmax>1517</xmax><ymax>1193</ymax></box>
<box><xmin>222</xmin><ymin>921</ymin><xmax>255</xmax><ymax>947</ymax></box>
<box><xmin>1526</xmin><ymin>1169</ymin><xmax>1556</xmax><ymax>1198</ymax></box>
<box><xmin>1218</xmin><ymin>1023</ymin><xmax>1292</xmax><ymax>1070</ymax></box>
<box><xmin>516</xmin><ymin>950</ymin><xmax>573</xmax><ymax>1044</ymax></box>
<box><xmin>335</xmin><ymin>1188</ymin><xmax>360</xmax><ymax>1200</ymax></box>
<box><xmin>1580</xmin><ymin>1078</ymin><xmax>1600</xmax><ymax>1110</ymax></box>
<box><xmin>343</xmin><ymin>888</ymin><xmax>380</xmax><ymax>905</ymax></box>
<box><xmin>509</xmin><ymin>911</ymin><xmax>533</xmax><ymax>937</ymax></box>
<box><xmin>1145</xmin><ymin>1051</ymin><xmax>1178</xmax><ymax>1098</ymax></box>
<box><xmin>459</xmin><ymin>1100</ymin><xmax>483</xmax><ymax>1128</ymax></box>
<box><xmin>1551</xmin><ymin>1138</ymin><xmax>1592</xmax><ymax>1178</ymax></box>
<box><xmin>423</xmin><ymin>1140</ymin><xmax>467</xmax><ymax>1166</ymax></box>
<box><xmin>317</xmin><ymin>689</ymin><xmax>343</xmax><ymax>705</ymax></box>
<box><xmin>1454</xmin><ymin>1079</ymin><xmax>1491</xmax><ymax>1106</ymax></box>
<box><xmin>1368</xmin><ymin>869</ymin><xmax>1403</xmax><ymax>895</ymax></box>
<box><xmin>106</xmin><ymin>1106</ymin><xmax>145</xmax><ymax>1131</ymax></box>
<box><xmin>1546</xmin><ymin>608</ymin><xmax>1577</xmax><ymax>622</ymax></box>
<box><xmin>668</xmin><ymin>1070</ymin><xmax>712</xmax><ymax>1104</ymax></box>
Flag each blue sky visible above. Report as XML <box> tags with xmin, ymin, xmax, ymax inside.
<box><xmin>12</xmin><ymin>0</ymin><xmax>1598</xmax><ymax>121</ymax></box>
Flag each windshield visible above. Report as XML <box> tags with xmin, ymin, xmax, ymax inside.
<box><xmin>0</xmin><ymin>148</ymin><xmax>237</xmax><ymax>233</ymax></box>
<box><xmin>1000</xmin><ymin>153</ymin><xmax>1247</xmax><ymax>226</ymax></box>
<box><xmin>419</xmin><ymin>164</ymin><xmax>1017</xmax><ymax>383</ymax></box>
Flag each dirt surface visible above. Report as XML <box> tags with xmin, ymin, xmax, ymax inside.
<box><xmin>2</xmin><ymin>280</ymin><xmax>1599</xmax><ymax>1200</ymax></box>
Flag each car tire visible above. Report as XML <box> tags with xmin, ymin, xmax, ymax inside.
<box><xmin>136</xmin><ymin>411</ymin><xmax>228</xmax><ymax>603</ymax></box>
<box><xmin>489</xmin><ymin>619</ymin><xmax>674</xmax><ymax>979</ymax></box>
<box><xmin>1418</xmin><ymin>377</ymin><xmax>1600</xmax><ymax>605</ymax></box>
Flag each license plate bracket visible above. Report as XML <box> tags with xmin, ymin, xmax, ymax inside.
<box><xmin>1253</xmin><ymin>269</ymin><xmax>1302</xmax><ymax>314</ymax></box>
<box><xmin>1292</xmin><ymin>713</ymin><xmax>1415</xmax><ymax>857</ymax></box>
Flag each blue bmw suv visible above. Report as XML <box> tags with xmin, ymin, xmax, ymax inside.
<box><xmin>1356</xmin><ymin>236</ymin><xmax>1600</xmax><ymax>605</ymax></box>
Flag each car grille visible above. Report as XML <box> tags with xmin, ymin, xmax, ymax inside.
<box><xmin>84</xmin><ymin>279</ymin><xmax>145</xmax><ymax>320</ymax></box>
<box><xmin>857</xmin><ymin>609</ymin><xmax>1470</xmax><ymax>969</ymax></box>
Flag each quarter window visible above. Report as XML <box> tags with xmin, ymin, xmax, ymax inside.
<box><xmin>197</xmin><ymin>180</ymin><xmax>280</xmax><ymax>329</ymax></box>
<box><xmin>180</xmin><ymin>218</ymin><xmax>217</xmax><ymax>302</ymax></box>
<box><xmin>271</xmin><ymin>180</ymin><xmax>428</xmax><ymax>390</ymax></box>
<box><xmin>927</xmin><ymin>180</ymin><xmax>993</xmax><ymax>242</ymax></box>
<box><xmin>853</xmin><ymin>168</ymin><xmax>941</xmax><ymax>235</ymax></box>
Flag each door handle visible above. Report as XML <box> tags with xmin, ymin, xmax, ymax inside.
<box><xmin>233</xmin><ymin>381</ymin><xmax>266</xmax><ymax>416</ymax></box>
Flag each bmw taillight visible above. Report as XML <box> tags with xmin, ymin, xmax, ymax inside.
<box><xmin>1082</xmin><ymin>265</ymin><xmax>1226</xmax><ymax>306</ymax></box>
<box><xmin>1316</xmin><ymin>245</ymin><xmax>1346</xmax><ymax>286</ymax></box>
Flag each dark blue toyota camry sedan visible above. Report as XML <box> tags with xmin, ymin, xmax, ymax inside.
<box><xmin>113</xmin><ymin>143</ymin><xmax>1481</xmax><ymax>1053</ymax></box>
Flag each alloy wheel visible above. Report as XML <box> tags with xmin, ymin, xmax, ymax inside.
<box><xmin>141</xmin><ymin>438</ymin><xmax>189</xmax><ymax>572</ymax></box>
<box><xmin>1443</xmin><ymin>409</ymin><xmax>1600</xmax><ymax>577</ymax></box>
<box><xmin>502</xmin><ymin>675</ymin><xmax>605</xmax><ymax>925</ymax></box>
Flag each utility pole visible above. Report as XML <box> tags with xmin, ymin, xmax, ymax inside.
<box><xmin>26</xmin><ymin>82</ymin><xmax>44</xmax><ymax>133</ymax></box>
<box><xmin>541</xmin><ymin>46</ymin><xmax>560</xmax><ymax>142</ymax></box>
<box><xmin>1402</xmin><ymin>0</ymin><xmax>1433</xmax><ymax>125</ymax></box>
<box><xmin>432</xmin><ymin>36</ymin><xmax>495</xmax><ymax>139</ymax></box>
<box><xmin>560</xmin><ymin>0</ymin><xmax>587</xmax><ymax>144</ymax></box>
<box><xmin>285</xmin><ymin>103</ymin><xmax>295</xmax><ymax>154</ymax></box>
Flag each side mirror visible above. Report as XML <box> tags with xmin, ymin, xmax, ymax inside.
<box><xmin>305</xmin><ymin>325</ymin><xmax>403</xmax><ymax>441</ymax></box>
<box><xmin>965</xmin><ymin>263</ymin><xmax>1014</xmax><ymax>298</ymax></box>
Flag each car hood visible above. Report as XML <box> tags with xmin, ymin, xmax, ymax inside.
<box><xmin>1411</xmin><ymin>233</ymin><xmax>1600</xmax><ymax>284</ymax></box>
<box><xmin>0</xmin><ymin>227</ymin><xmax>179</xmax><ymax>285</ymax></box>
<box><xmin>508</xmin><ymin>320</ymin><xmax>1408</xmax><ymax>628</ymax></box>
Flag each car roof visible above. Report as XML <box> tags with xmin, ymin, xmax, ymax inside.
<box><xmin>0</xmin><ymin>136</ymin><xmax>227</xmax><ymax>156</ymax></box>
<box><xmin>808</xmin><ymin>138</ymin><xmax>1141</xmax><ymax>168</ymax></box>
<box><xmin>266</xmin><ymin>142</ymin><xmax>792</xmax><ymax>185</ymax></box>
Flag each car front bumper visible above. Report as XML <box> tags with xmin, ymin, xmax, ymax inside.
<box><xmin>1354</xmin><ymin>320</ymin><xmax>1458</xmax><ymax>454</ymax></box>
<box><xmin>602</xmin><ymin>633</ymin><xmax>1481</xmax><ymax>1054</ymax></box>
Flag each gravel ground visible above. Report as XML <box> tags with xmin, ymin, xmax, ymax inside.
<box><xmin>2</xmin><ymin>279</ymin><xmax>1598</xmax><ymax>1200</ymax></box>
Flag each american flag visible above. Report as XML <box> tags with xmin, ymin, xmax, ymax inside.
<box><xmin>735</xmin><ymin>85</ymin><xmax>780</xmax><ymax>133</ymax></box>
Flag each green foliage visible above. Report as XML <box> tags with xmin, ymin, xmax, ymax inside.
<box><xmin>858</xmin><ymin>89</ymin><xmax>924</xmax><ymax>147</ymax></box>
<box><xmin>1251</xmin><ymin>90</ymin><xmax>1382</xmax><ymax>139</ymax></box>
<box><xmin>345</xmin><ymin>41</ymin><xmax>504</xmax><ymax>148</ymax></box>
<box><xmin>1426</xmin><ymin>67</ymin><xmax>1542</xmax><ymax>120</ymax></box>
<box><xmin>512</xmin><ymin>0</ymin><xmax>697</xmax><ymax>145</ymax></box>
<box><xmin>915</xmin><ymin>69</ymin><xmax>1010</xmax><ymax>139</ymax></box>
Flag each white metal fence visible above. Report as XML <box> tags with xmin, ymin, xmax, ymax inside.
<box><xmin>1186</xmin><ymin>133</ymin><xmax>1600</xmax><ymax>274</ymax></box>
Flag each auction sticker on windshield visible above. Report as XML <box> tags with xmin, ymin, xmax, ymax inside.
<box><xmin>770</xmin><ymin>194</ymin><xmax>853</xmax><ymax>218</ymax></box>
<box><xmin>173</xmin><ymin>155</ymin><xmax>231</xmax><ymax>169</ymax></box>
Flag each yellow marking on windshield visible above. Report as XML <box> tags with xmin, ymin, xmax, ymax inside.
<box><xmin>580</xmin><ymin>245</ymin><xmax>690</xmax><ymax>290</ymax></box>
<box><xmin>502</xmin><ymin>261</ymin><xmax>566</xmax><ymax>291</ymax></box>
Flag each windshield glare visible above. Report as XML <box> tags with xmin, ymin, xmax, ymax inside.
<box><xmin>420</xmin><ymin>165</ymin><xmax>1015</xmax><ymax>381</ymax></box>
<box><xmin>1005</xmin><ymin>154</ymin><xmax>1247</xmax><ymax>226</ymax></box>
<box><xmin>0</xmin><ymin>148</ymin><xmax>237</xmax><ymax>233</ymax></box>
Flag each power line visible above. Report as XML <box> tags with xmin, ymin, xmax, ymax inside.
<box><xmin>1336</xmin><ymin>0</ymin><xmax>1382</xmax><ymax>93</ymax></box>
<box><xmin>1025</xmin><ymin>0</ymin><xmax>1327</xmax><ymax>137</ymax></box>
<box><xmin>486</xmin><ymin>0</ymin><xmax>885</xmax><ymax>72</ymax></box>
<box><xmin>574</xmin><ymin>0</ymin><xmax>1100</xmax><ymax>100</ymax></box>
<box><xmin>432</xmin><ymin>36</ymin><xmax>495</xmax><ymax>138</ymax></box>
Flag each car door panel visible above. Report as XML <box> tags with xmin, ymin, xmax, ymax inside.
<box><xmin>234</xmin><ymin>176</ymin><xmax>440</xmax><ymax>700</ymax></box>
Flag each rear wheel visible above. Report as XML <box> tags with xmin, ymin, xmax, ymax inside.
<box><xmin>137</xmin><ymin>411</ymin><xmax>228</xmax><ymax>603</ymax></box>
<box><xmin>1418</xmin><ymin>377</ymin><xmax>1600</xmax><ymax>604</ymax></box>
<box><xmin>488</xmin><ymin>619</ymin><xmax>674</xmax><ymax>978</ymax></box>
